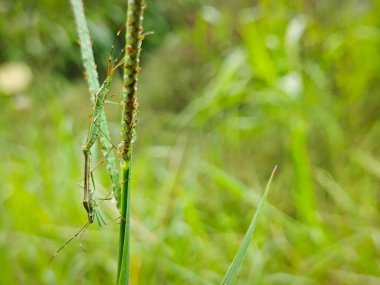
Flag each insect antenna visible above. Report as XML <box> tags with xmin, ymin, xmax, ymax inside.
<box><xmin>50</xmin><ymin>188</ymin><xmax>116</xmax><ymax>264</ymax></box>
<box><xmin>49</xmin><ymin>222</ymin><xmax>90</xmax><ymax>264</ymax></box>
<box><xmin>106</xmin><ymin>24</ymin><xmax>126</xmax><ymax>76</ymax></box>
<box><xmin>78</xmin><ymin>222</ymin><xmax>91</xmax><ymax>252</ymax></box>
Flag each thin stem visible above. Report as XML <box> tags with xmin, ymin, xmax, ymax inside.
<box><xmin>117</xmin><ymin>160</ymin><xmax>132</xmax><ymax>284</ymax></box>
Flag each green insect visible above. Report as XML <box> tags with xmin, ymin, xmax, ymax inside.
<box><xmin>82</xmin><ymin>59</ymin><xmax>123</xmax><ymax>223</ymax></box>
<box><xmin>81</xmin><ymin>24</ymin><xmax>126</xmax><ymax>221</ymax></box>
<box><xmin>50</xmin><ymin>27</ymin><xmax>125</xmax><ymax>263</ymax></box>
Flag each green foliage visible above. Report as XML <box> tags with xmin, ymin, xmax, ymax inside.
<box><xmin>1</xmin><ymin>0</ymin><xmax>380</xmax><ymax>284</ymax></box>
<box><xmin>222</xmin><ymin>166</ymin><xmax>277</xmax><ymax>285</ymax></box>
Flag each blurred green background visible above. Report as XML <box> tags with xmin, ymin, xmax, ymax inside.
<box><xmin>1</xmin><ymin>0</ymin><xmax>380</xmax><ymax>284</ymax></box>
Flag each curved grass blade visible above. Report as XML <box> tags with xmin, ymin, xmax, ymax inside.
<box><xmin>221</xmin><ymin>165</ymin><xmax>277</xmax><ymax>285</ymax></box>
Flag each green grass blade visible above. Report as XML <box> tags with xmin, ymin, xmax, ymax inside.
<box><xmin>221</xmin><ymin>166</ymin><xmax>277</xmax><ymax>285</ymax></box>
<box><xmin>70</xmin><ymin>0</ymin><xmax>121</xmax><ymax>208</ymax></box>
<box><xmin>69</xmin><ymin>0</ymin><xmax>100</xmax><ymax>95</ymax></box>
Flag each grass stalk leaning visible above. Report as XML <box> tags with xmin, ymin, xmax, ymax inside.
<box><xmin>70</xmin><ymin>0</ymin><xmax>121</xmax><ymax>208</ymax></box>
<box><xmin>117</xmin><ymin>1</ymin><xmax>146</xmax><ymax>284</ymax></box>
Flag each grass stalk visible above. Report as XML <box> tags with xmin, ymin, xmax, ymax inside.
<box><xmin>117</xmin><ymin>1</ymin><xmax>146</xmax><ymax>284</ymax></box>
<box><xmin>70</xmin><ymin>0</ymin><xmax>121</xmax><ymax>207</ymax></box>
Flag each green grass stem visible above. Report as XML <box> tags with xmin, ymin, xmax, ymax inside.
<box><xmin>117</xmin><ymin>160</ymin><xmax>132</xmax><ymax>284</ymax></box>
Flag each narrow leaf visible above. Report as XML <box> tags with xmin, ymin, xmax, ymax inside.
<box><xmin>70</xmin><ymin>0</ymin><xmax>121</xmax><ymax>208</ymax></box>
<box><xmin>69</xmin><ymin>0</ymin><xmax>100</xmax><ymax>95</ymax></box>
<box><xmin>222</xmin><ymin>165</ymin><xmax>277</xmax><ymax>285</ymax></box>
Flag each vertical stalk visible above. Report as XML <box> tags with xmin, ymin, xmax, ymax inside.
<box><xmin>117</xmin><ymin>1</ymin><xmax>145</xmax><ymax>284</ymax></box>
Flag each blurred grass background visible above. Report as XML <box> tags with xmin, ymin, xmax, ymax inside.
<box><xmin>1</xmin><ymin>0</ymin><xmax>380</xmax><ymax>284</ymax></box>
